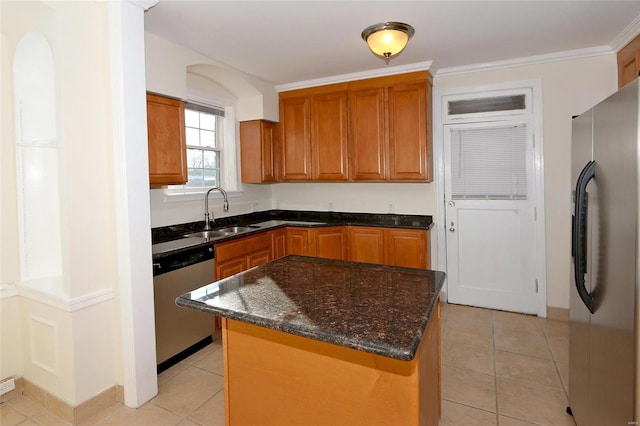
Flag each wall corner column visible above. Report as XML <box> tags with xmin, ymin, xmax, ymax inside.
<box><xmin>107</xmin><ymin>0</ymin><xmax>158</xmax><ymax>408</ymax></box>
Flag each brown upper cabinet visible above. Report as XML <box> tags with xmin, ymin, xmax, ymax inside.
<box><xmin>279</xmin><ymin>86</ymin><xmax>348</xmax><ymax>181</ymax></box>
<box><xmin>388</xmin><ymin>82</ymin><xmax>430</xmax><ymax>181</ymax></box>
<box><xmin>278</xmin><ymin>71</ymin><xmax>433</xmax><ymax>183</ymax></box>
<box><xmin>311</xmin><ymin>92</ymin><xmax>349</xmax><ymax>180</ymax></box>
<box><xmin>348</xmin><ymin>86</ymin><xmax>386</xmax><ymax>180</ymax></box>
<box><xmin>348</xmin><ymin>72</ymin><xmax>432</xmax><ymax>182</ymax></box>
<box><xmin>146</xmin><ymin>93</ymin><xmax>187</xmax><ymax>186</ymax></box>
<box><xmin>618</xmin><ymin>33</ymin><xmax>640</xmax><ymax>88</ymax></box>
<box><xmin>279</xmin><ymin>96</ymin><xmax>312</xmax><ymax>180</ymax></box>
<box><xmin>240</xmin><ymin>120</ymin><xmax>278</xmax><ymax>183</ymax></box>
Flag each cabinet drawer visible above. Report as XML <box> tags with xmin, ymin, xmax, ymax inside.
<box><xmin>215</xmin><ymin>233</ymin><xmax>271</xmax><ymax>262</ymax></box>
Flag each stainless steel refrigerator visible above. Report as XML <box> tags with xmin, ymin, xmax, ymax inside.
<box><xmin>569</xmin><ymin>79</ymin><xmax>639</xmax><ymax>425</ymax></box>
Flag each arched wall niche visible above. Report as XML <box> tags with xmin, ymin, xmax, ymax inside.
<box><xmin>13</xmin><ymin>30</ymin><xmax>63</xmax><ymax>291</ymax></box>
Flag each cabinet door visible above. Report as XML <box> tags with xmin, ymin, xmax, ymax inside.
<box><xmin>240</xmin><ymin>120</ymin><xmax>277</xmax><ymax>183</ymax></box>
<box><xmin>347</xmin><ymin>226</ymin><xmax>384</xmax><ymax>264</ymax></box>
<box><xmin>619</xmin><ymin>49</ymin><xmax>638</xmax><ymax>88</ymax></box>
<box><xmin>348</xmin><ymin>87</ymin><xmax>386</xmax><ymax>180</ymax></box>
<box><xmin>384</xmin><ymin>229</ymin><xmax>429</xmax><ymax>269</ymax></box>
<box><xmin>248</xmin><ymin>248</ymin><xmax>272</xmax><ymax>268</ymax></box>
<box><xmin>312</xmin><ymin>227</ymin><xmax>347</xmax><ymax>260</ymax></box>
<box><xmin>311</xmin><ymin>92</ymin><xmax>348</xmax><ymax>180</ymax></box>
<box><xmin>216</xmin><ymin>257</ymin><xmax>246</xmax><ymax>280</ymax></box>
<box><xmin>146</xmin><ymin>94</ymin><xmax>187</xmax><ymax>186</ymax></box>
<box><xmin>286</xmin><ymin>228</ymin><xmax>310</xmax><ymax>255</ymax></box>
<box><xmin>388</xmin><ymin>82</ymin><xmax>430</xmax><ymax>181</ymax></box>
<box><xmin>271</xmin><ymin>229</ymin><xmax>287</xmax><ymax>259</ymax></box>
<box><xmin>280</xmin><ymin>97</ymin><xmax>311</xmax><ymax>180</ymax></box>
<box><xmin>618</xmin><ymin>34</ymin><xmax>640</xmax><ymax>88</ymax></box>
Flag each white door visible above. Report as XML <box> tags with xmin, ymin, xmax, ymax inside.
<box><xmin>444</xmin><ymin>121</ymin><xmax>538</xmax><ymax>314</ymax></box>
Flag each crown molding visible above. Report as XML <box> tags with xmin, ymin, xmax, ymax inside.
<box><xmin>610</xmin><ymin>14</ymin><xmax>640</xmax><ymax>52</ymax></box>
<box><xmin>435</xmin><ymin>46</ymin><xmax>613</xmax><ymax>78</ymax></box>
<box><xmin>276</xmin><ymin>61</ymin><xmax>433</xmax><ymax>92</ymax></box>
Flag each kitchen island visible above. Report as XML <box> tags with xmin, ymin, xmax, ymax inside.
<box><xmin>177</xmin><ymin>255</ymin><xmax>445</xmax><ymax>426</ymax></box>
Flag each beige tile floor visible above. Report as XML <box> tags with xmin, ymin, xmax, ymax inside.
<box><xmin>1</xmin><ymin>302</ymin><xmax>574</xmax><ymax>426</ymax></box>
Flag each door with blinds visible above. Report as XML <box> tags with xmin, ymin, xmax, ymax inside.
<box><xmin>444</xmin><ymin>121</ymin><xmax>537</xmax><ymax>314</ymax></box>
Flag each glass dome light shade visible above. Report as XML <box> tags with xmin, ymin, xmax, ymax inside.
<box><xmin>366</xmin><ymin>29</ymin><xmax>409</xmax><ymax>57</ymax></box>
<box><xmin>361</xmin><ymin>22</ymin><xmax>415</xmax><ymax>59</ymax></box>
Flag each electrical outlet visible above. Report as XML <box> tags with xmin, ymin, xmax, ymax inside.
<box><xmin>0</xmin><ymin>378</ymin><xmax>15</xmax><ymax>396</ymax></box>
<box><xmin>328</xmin><ymin>202</ymin><xmax>334</xmax><ymax>211</ymax></box>
<box><xmin>388</xmin><ymin>203</ymin><xmax>395</xmax><ymax>213</ymax></box>
<box><xmin>251</xmin><ymin>202</ymin><xmax>259</xmax><ymax>212</ymax></box>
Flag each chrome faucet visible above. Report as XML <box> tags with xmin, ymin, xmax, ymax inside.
<box><xmin>204</xmin><ymin>187</ymin><xmax>229</xmax><ymax>230</ymax></box>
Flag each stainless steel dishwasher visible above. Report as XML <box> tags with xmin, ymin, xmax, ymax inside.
<box><xmin>152</xmin><ymin>240</ymin><xmax>215</xmax><ymax>373</ymax></box>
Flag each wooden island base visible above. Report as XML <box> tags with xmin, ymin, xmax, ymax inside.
<box><xmin>221</xmin><ymin>303</ymin><xmax>441</xmax><ymax>426</ymax></box>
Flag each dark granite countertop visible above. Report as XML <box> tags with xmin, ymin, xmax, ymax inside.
<box><xmin>176</xmin><ymin>255</ymin><xmax>445</xmax><ymax>361</ymax></box>
<box><xmin>152</xmin><ymin>210</ymin><xmax>434</xmax><ymax>260</ymax></box>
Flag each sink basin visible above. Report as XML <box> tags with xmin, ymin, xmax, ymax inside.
<box><xmin>216</xmin><ymin>226</ymin><xmax>259</xmax><ymax>234</ymax></box>
<box><xmin>183</xmin><ymin>230</ymin><xmax>232</xmax><ymax>239</ymax></box>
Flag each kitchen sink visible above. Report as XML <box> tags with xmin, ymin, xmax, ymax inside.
<box><xmin>216</xmin><ymin>226</ymin><xmax>260</xmax><ymax>234</ymax></box>
<box><xmin>182</xmin><ymin>225</ymin><xmax>260</xmax><ymax>240</ymax></box>
<box><xmin>183</xmin><ymin>230</ymin><xmax>232</xmax><ymax>239</ymax></box>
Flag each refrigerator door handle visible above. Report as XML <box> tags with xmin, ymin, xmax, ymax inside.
<box><xmin>573</xmin><ymin>160</ymin><xmax>596</xmax><ymax>314</ymax></box>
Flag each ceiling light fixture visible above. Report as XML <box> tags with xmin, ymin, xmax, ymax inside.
<box><xmin>361</xmin><ymin>22</ymin><xmax>415</xmax><ymax>63</ymax></box>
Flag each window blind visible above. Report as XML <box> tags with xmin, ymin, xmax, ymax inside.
<box><xmin>185</xmin><ymin>101</ymin><xmax>225</xmax><ymax>117</ymax></box>
<box><xmin>450</xmin><ymin>124</ymin><xmax>527</xmax><ymax>200</ymax></box>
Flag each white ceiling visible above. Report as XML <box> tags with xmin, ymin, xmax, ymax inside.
<box><xmin>144</xmin><ymin>1</ymin><xmax>640</xmax><ymax>86</ymax></box>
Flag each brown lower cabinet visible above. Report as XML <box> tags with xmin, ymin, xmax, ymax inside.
<box><xmin>212</xmin><ymin>226</ymin><xmax>429</xmax><ymax>328</ymax></box>
<box><xmin>271</xmin><ymin>228</ymin><xmax>287</xmax><ymax>260</ymax></box>
<box><xmin>347</xmin><ymin>226</ymin><xmax>385</xmax><ymax>264</ymax></box>
<box><xmin>286</xmin><ymin>228</ymin><xmax>310</xmax><ymax>255</ymax></box>
<box><xmin>384</xmin><ymin>228</ymin><xmax>429</xmax><ymax>269</ymax></box>
<box><xmin>214</xmin><ymin>233</ymin><xmax>272</xmax><ymax>279</ymax></box>
<box><xmin>312</xmin><ymin>227</ymin><xmax>347</xmax><ymax>260</ymax></box>
<box><xmin>216</xmin><ymin>226</ymin><xmax>429</xmax><ymax>280</ymax></box>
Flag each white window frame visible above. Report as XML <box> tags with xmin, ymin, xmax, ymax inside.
<box><xmin>442</xmin><ymin>87</ymin><xmax>533</xmax><ymax>124</ymax></box>
<box><xmin>163</xmin><ymin>91</ymin><xmax>241</xmax><ymax>203</ymax></box>
<box><xmin>183</xmin><ymin>102</ymin><xmax>224</xmax><ymax>189</ymax></box>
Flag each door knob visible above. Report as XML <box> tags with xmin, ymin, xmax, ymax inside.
<box><xmin>448</xmin><ymin>201</ymin><xmax>455</xmax><ymax>207</ymax></box>
<box><xmin>449</xmin><ymin>227</ymin><xmax>455</xmax><ymax>232</ymax></box>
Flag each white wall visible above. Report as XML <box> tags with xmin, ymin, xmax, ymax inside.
<box><xmin>145</xmin><ymin>32</ymin><xmax>279</xmax><ymax>122</ymax></box>
<box><xmin>434</xmin><ymin>54</ymin><xmax>618</xmax><ymax>309</ymax></box>
<box><xmin>150</xmin><ymin>184</ymin><xmax>274</xmax><ymax>228</ymax></box>
<box><xmin>272</xmin><ymin>182</ymin><xmax>437</xmax><ymax>215</ymax></box>
<box><xmin>0</xmin><ymin>26</ymin><xmax>23</xmax><ymax>381</ymax></box>
<box><xmin>1</xmin><ymin>0</ymin><xmax>122</xmax><ymax>405</ymax></box>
